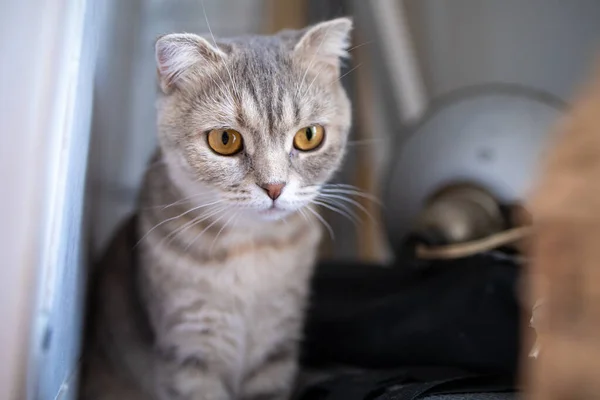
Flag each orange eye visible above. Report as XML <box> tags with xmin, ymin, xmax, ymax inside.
<box><xmin>207</xmin><ymin>129</ymin><xmax>243</xmax><ymax>155</ymax></box>
<box><xmin>293</xmin><ymin>124</ymin><xmax>325</xmax><ymax>151</ymax></box>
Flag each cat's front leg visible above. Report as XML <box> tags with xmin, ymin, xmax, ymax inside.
<box><xmin>154</xmin><ymin>323</ymin><xmax>243</xmax><ymax>400</ymax></box>
<box><xmin>240</xmin><ymin>345</ymin><xmax>298</xmax><ymax>400</ymax></box>
<box><xmin>155</xmin><ymin>357</ymin><xmax>231</xmax><ymax>400</ymax></box>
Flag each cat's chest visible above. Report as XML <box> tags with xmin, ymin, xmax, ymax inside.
<box><xmin>228</xmin><ymin>227</ymin><xmax>319</xmax><ymax>361</ymax></box>
<box><xmin>238</xmin><ymin>245</ymin><xmax>316</xmax><ymax>368</ymax></box>
<box><xmin>222</xmin><ymin>232</ymin><xmax>318</xmax><ymax>314</ymax></box>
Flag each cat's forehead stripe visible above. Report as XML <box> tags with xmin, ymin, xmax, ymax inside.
<box><xmin>240</xmin><ymin>88</ymin><xmax>261</xmax><ymax>127</ymax></box>
<box><xmin>266</xmin><ymin>82</ymin><xmax>276</xmax><ymax>135</ymax></box>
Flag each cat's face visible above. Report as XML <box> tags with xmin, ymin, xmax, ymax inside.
<box><xmin>155</xmin><ymin>18</ymin><xmax>352</xmax><ymax>222</ymax></box>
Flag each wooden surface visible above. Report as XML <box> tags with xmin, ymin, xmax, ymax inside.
<box><xmin>351</xmin><ymin>27</ymin><xmax>390</xmax><ymax>262</ymax></box>
<box><xmin>263</xmin><ymin>0</ymin><xmax>307</xmax><ymax>34</ymax></box>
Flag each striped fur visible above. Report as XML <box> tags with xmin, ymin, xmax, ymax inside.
<box><xmin>80</xmin><ymin>18</ymin><xmax>353</xmax><ymax>400</ymax></box>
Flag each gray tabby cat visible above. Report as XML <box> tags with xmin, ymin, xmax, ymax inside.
<box><xmin>80</xmin><ymin>17</ymin><xmax>353</xmax><ymax>400</ymax></box>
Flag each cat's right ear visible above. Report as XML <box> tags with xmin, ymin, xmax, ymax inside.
<box><xmin>155</xmin><ymin>33</ymin><xmax>226</xmax><ymax>93</ymax></box>
<box><xmin>293</xmin><ymin>18</ymin><xmax>353</xmax><ymax>77</ymax></box>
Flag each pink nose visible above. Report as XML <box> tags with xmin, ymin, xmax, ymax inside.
<box><xmin>261</xmin><ymin>183</ymin><xmax>286</xmax><ymax>200</ymax></box>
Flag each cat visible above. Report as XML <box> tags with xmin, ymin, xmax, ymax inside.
<box><xmin>79</xmin><ymin>17</ymin><xmax>353</xmax><ymax>400</ymax></box>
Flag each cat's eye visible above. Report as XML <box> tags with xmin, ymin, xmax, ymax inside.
<box><xmin>207</xmin><ymin>129</ymin><xmax>244</xmax><ymax>156</ymax></box>
<box><xmin>293</xmin><ymin>124</ymin><xmax>325</xmax><ymax>151</ymax></box>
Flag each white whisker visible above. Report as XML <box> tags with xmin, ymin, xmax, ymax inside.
<box><xmin>135</xmin><ymin>200</ymin><xmax>225</xmax><ymax>247</ymax></box>
<box><xmin>164</xmin><ymin>205</ymin><xmax>228</xmax><ymax>247</ymax></box>
<box><xmin>329</xmin><ymin>63</ymin><xmax>362</xmax><ymax>86</ymax></box>
<box><xmin>155</xmin><ymin>192</ymin><xmax>214</xmax><ymax>210</ymax></box>
<box><xmin>201</xmin><ymin>0</ymin><xmax>241</xmax><ymax>101</ymax></box>
<box><xmin>318</xmin><ymin>193</ymin><xmax>377</xmax><ymax>225</ymax></box>
<box><xmin>312</xmin><ymin>199</ymin><xmax>359</xmax><ymax>226</ymax></box>
<box><xmin>298</xmin><ymin>207</ymin><xmax>316</xmax><ymax>232</ymax></box>
<box><xmin>347</xmin><ymin>40</ymin><xmax>373</xmax><ymax>53</ymax></box>
<box><xmin>305</xmin><ymin>206</ymin><xmax>335</xmax><ymax>240</ymax></box>
<box><xmin>302</xmin><ymin>63</ymin><xmax>327</xmax><ymax>100</ymax></box>
<box><xmin>209</xmin><ymin>211</ymin><xmax>238</xmax><ymax>255</ymax></box>
<box><xmin>322</xmin><ymin>183</ymin><xmax>362</xmax><ymax>189</ymax></box>
<box><xmin>321</xmin><ymin>182</ymin><xmax>378</xmax><ymax>193</ymax></box>
<box><xmin>319</xmin><ymin>188</ymin><xmax>382</xmax><ymax>205</ymax></box>
<box><xmin>184</xmin><ymin>212</ymin><xmax>227</xmax><ymax>252</ymax></box>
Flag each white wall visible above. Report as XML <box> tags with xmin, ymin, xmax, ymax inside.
<box><xmin>406</xmin><ymin>0</ymin><xmax>600</xmax><ymax>101</ymax></box>
<box><xmin>0</xmin><ymin>1</ymin><xmax>107</xmax><ymax>398</ymax></box>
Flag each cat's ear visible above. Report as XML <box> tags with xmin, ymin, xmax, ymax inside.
<box><xmin>155</xmin><ymin>33</ymin><xmax>226</xmax><ymax>93</ymax></box>
<box><xmin>294</xmin><ymin>17</ymin><xmax>353</xmax><ymax>72</ymax></box>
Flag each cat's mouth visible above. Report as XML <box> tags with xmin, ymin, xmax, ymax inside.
<box><xmin>258</xmin><ymin>204</ymin><xmax>289</xmax><ymax>219</ymax></box>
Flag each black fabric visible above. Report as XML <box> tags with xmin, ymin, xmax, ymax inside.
<box><xmin>302</xmin><ymin>254</ymin><xmax>522</xmax><ymax>374</ymax></box>
<box><xmin>298</xmin><ymin>253</ymin><xmax>522</xmax><ymax>399</ymax></box>
<box><xmin>297</xmin><ymin>368</ymin><xmax>516</xmax><ymax>400</ymax></box>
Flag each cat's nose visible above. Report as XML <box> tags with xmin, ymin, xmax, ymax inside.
<box><xmin>261</xmin><ymin>182</ymin><xmax>286</xmax><ymax>200</ymax></box>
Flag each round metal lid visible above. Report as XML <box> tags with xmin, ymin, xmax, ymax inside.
<box><xmin>383</xmin><ymin>85</ymin><xmax>564</xmax><ymax>250</ymax></box>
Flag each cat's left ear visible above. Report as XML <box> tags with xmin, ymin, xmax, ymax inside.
<box><xmin>155</xmin><ymin>33</ymin><xmax>227</xmax><ymax>93</ymax></box>
<box><xmin>294</xmin><ymin>17</ymin><xmax>353</xmax><ymax>73</ymax></box>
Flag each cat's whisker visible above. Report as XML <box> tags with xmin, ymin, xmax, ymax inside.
<box><xmin>158</xmin><ymin>192</ymin><xmax>216</xmax><ymax>210</ymax></box>
<box><xmin>200</xmin><ymin>0</ymin><xmax>241</xmax><ymax>99</ymax></box>
<box><xmin>209</xmin><ymin>211</ymin><xmax>239</xmax><ymax>255</ymax></box>
<box><xmin>165</xmin><ymin>205</ymin><xmax>228</xmax><ymax>247</ymax></box>
<box><xmin>319</xmin><ymin>188</ymin><xmax>382</xmax><ymax>205</ymax></box>
<box><xmin>201</xmin><ymin>0</ymin><xmax>241</xmax><ymax>101</ymax></box>
<box><xmin>317</xmin><ymin>193</ymin><xmax>378</xmax><ymax>225</ymax></box>
<box><xmin>305</xmin><ymin>206</ymin><xmax>335</xmax><ymax>240</ymax></box>
<box><xmin>206</xmin><ymin>73</ymin><xmax>231</xmax><ymax>101</ymax></box>
<box><xmin>135</xmin><ymin>200</ymin><xmax>225</xmax><ymax>247</ymax></box>
<box><xmin>329</xmin><ymin>63</ymin><xmax>362</xmax><ymax>86</ymax></box>
<box><xmin>321</xmin><ymin>182</ymin><xmax>362</xmax><ymax>189</ymax></box>
<box><xmin>321</xmin><ymin>182</ymin><xmax>378</xmax><ymax>194</ymax></box>
<box><xmin>302</xmin><ymin>63</ymin><xmax>327</xmax><ymax>101</ymax></box>
<box><xmin>311</xmin><ymin>199</ymin><xmax>359</xmax><ymax>226</ymax></box>
<box><xmin>347</xmin><ymin>40</ymin><xmax>374</xmax><ymax>53</ymax></box>
<box><xmin>142</xmin><ymin>194</ymin><xmax>209</xmax><ymax>210</ymax></box>
<box><xmin>297</xmin><ymin>207</ymin><xmax>313</xmax><ymax>228</ymax></box>
<box><xmin>184</xmin><ymin>212</ymin><xmax>228</xmax><ymax>252</ymax></box>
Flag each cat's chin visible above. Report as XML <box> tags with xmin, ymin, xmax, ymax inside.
<box><xmin>256</xmin><ymin>207</ymin><xmax>292</xmax><ymax>221</ymax></box>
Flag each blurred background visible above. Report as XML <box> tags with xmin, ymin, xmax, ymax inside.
<box><xmin>2</xmin><ymin>0</ymin><xmax>600</xmax><ymax>399</ymax></box>
<box><xmin>88</xmin><ymin>0</ymin><xmax>600</xmax><ymax>264</ymax></box>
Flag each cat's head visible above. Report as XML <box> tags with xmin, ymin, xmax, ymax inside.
<box><xmin>155</xmin><ymin>18</ymin><xmax>352</xmax><ymax>222</ymax></box>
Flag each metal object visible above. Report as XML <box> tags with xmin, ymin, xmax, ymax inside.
<box><xmin>412</xmin><ymin>183</ymin><xmax>505</xmax><ymax>245</ymax></box>
<box><xmin>384</xmin><ymin>85</ymin><xmax>564</xmax><ymax>250</ymax></box>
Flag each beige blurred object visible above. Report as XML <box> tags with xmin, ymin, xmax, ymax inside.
<box><xmin>528</xmin><ymin>298</ymin><xmax>545</xmax><ymax>359</ymax></box>
<box><xmin>524</xmin><ymin>61</ymin><xmax>600</xmax><ymax>400</ymax></box>
<box><xmin>351</xmin><ymin>27</ymin><xmax>391</xmax><ymax>262</ymax></box>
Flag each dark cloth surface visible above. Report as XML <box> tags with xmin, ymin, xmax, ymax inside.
<box><xmin>298</xmin><ymin>253</ymin><xmax>522</xmax><ymax>399</ymax></box>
